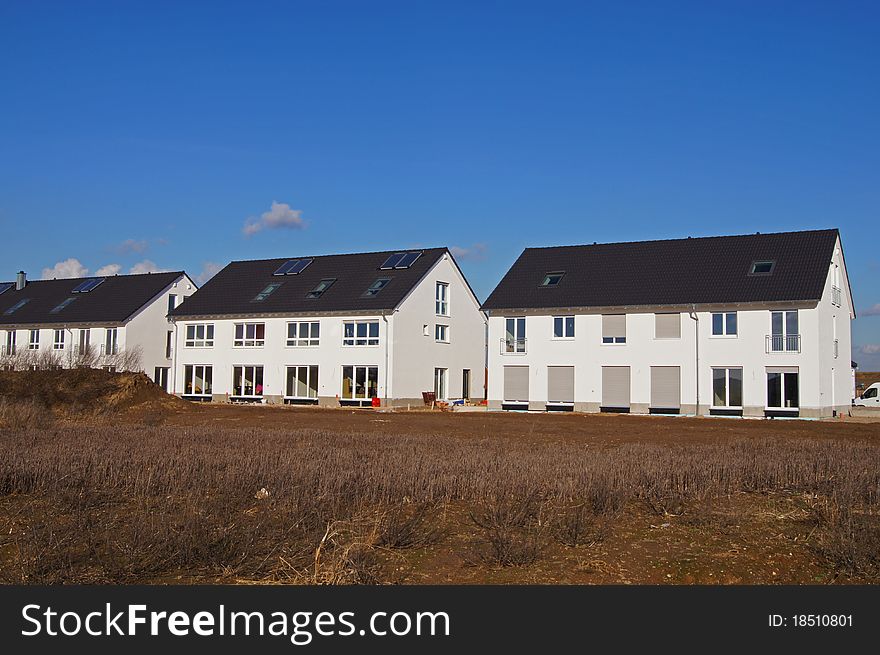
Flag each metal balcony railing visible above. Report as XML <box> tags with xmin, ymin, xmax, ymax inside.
<box><xmin>766</xmin><ymin>334</ymin><xmax>801</xmax><ymax>353</ymax></box>
<box><xmin>1</xmin><ymin>345</ymin><xmax>15</xmax><ymax>356</ymax></box>
<box><xmin>832</xmin><ymin>286</ymin><xmax>842</xmax><ymax>307</ymax></box>
<box><xmin>101</xmin><ymin>343</ymin><xmax>119</xmax><ymax>356</ymax></box>
<box><xmin>500</xmin><ymin>337</ymin><xmax>527</xmax><ymax>354</ymax></box>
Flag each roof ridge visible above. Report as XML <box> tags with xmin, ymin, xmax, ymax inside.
<box><xmin>9</xmin><ymin>271</ymin><xmax>185</xmax><ymax>284</ymax></box>
<box><xmin>228</xmin><ymin>247</ymin><xmax>447</xmax><ymax>265</ymax></box>
<box><xmin>523</xmin><ymin>228</ymin><xmax>839</xmax><ymax>252</ymax></box>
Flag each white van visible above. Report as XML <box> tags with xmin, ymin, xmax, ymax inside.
<box><xmin>854</xmin><ymin>382</ymin><xmax>880</xmax><ymax>407</ymax></box>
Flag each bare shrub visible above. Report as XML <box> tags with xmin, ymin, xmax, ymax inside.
<box><xmin>552</xmin><ymin>503</ymin><xmax>610</xmax><ymax>548</ymax></box>
<box><xmin>375</xmin><ymin>501</ymin><xmax>445</xmax><ymax>550</ymax></box>
<box><xmin>469</xmin><ymin>493</ymin><xmax>547</xmax><ymax>566</ymax></box>
<box><xmin>0</xmin><ymin>398</ymin><xmax>54</xmax><ymax>431</ymax></box>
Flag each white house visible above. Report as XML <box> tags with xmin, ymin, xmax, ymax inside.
<box><xmin>0</xmin><ymin>270</ymin><xmax>196</xmax><ymax>389</ymax></box>
<box><xmin>481</xmin><ymin>229</ymin><xmax>854</xmax><ymax>419</ymax></box>
<box><xmin>168</xmin><ymin>248</ymin><xmax>486</xmax><ymax>406</ymax></box>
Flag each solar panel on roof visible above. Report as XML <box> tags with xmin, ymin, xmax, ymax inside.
<box><xmin>273</xmin><ymin>260</ymin><xmax>297</xmax><ymax>275</ymax></box>
<box><xmin>0</xmin><ymin>282</ymin><xmax>13</xmax><ymax>296</ymax></box>
<box><xmin>380</xmin><ymin>253</ymin><xmax>406</xmax><ymax>269</ymax></box>
<box><xmin>72</xmin><ymin>278</ymin><xmax>105</xmax><ymax>293</ymax></box>
<box><xmin>273</xmin><ymin>259</ymin><xmax>313</xmax><ymax>276</ymax></box>
<box><xmin>395</xmin><ymin>252</ymin><xmax>422</xmax><ymax>268</ymax></box>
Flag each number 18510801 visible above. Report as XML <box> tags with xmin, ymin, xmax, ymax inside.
<box><xmin>769</xmin><ymin>614</ymin><xmax>853</xmax><ymax>628</ymax></box>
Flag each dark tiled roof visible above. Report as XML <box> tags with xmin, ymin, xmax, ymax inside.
<box><xmin>482</xmin><ymin>229</ymin><xmax>840</xmax><ymax>311</ymax></box>
<box><xmin>0</xmin><ymin>272</ymin><xmax>185</xmax><ymax>325</ymax></box>
<box><xmin>170</xmin><ymin>249</ymin><xmax>448</xmax><ymax>317</ymax></box>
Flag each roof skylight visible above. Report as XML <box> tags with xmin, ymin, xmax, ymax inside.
<box><xmin>72</xmin><ymin>278</ymin><xmax>105</xmax><ymax>293</ymax></box>
<box><xmin>252</xmin><ymin>283</ymin><xmax>282</xmax><ymax>302</ymax></box>
<box><xmin>307</xmin><ymin>278</ymin><xmax>336</xmax><ymax>299</ymax></box>
<box><xmin>363</xmin><ymin>278</ymin><xmax>391</xmax><ymax>297</ymax></box>
<box><xmin>50</xmin><ymin>297</ymin><xmax>78</xmax><ymax>313</ymax></box>
<box><xmin>541</xmin><ymin>272</ymin><xmax>565</xmax><ymax>287</ymax></box>
<box><xmin>0</xmin><ymin>283</ymin><xmax>13</xmax><ymax>296</ymax></box>
<box><xmin>749</xmin><ymin>261</ymin><xmax>775</xmax><ymax>275</ymax></box>
<box><xmin>3</xmin><ymin>298</ymin><xmax>30</xmax><ymax>315</ymax></box>
<box><xmin>380</xmin><ymin>251</ymin><xmax>422</xmax><ymax>270</ymax></box>
<box><xmin>273</xmin><ymin>259</ymin><xmax>313</xmax><ymax>276</ymax></box>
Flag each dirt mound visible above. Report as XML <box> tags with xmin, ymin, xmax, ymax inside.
<box><xmin>0</xmin><ymin>369</ymin><xmax>188</xmax><ymax>418</ymax></box>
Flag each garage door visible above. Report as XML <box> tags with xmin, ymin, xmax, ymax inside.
<box><xmin>503</xmin><ymin>366</ymin><xmax>529</xmax><ymax>403</ymax></box>
<box><xmin>650</xmin><ymin>366</ymin><xmax>681</xmax><ymax>409</ymax></box>
<box><xmin>547</xmin><ymin>366</ymin><xmax>574</xmax><ymax>403</ymax></box>
<box><xmin>602</xmin><ymin>366</ymin><xmax>630</xmax><ymax>409</ymax></box>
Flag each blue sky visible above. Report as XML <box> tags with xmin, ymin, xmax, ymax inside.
<box><xmin>1</xmin><ymin>1</ymin><xmax>879</xmax><ymax>367</ymax></box>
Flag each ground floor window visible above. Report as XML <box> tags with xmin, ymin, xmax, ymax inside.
<box><xmin>233</xmin><ymin>365</ymin><xmax>264</xmax><ymax>397</ymax></box>
<box><xmin>342</xmin><ymin>365</ymin><xmax>378</xmax><ymax>401</ymax></box>
<box><xmin>154</xmin><ymin>367</ymin><xmax>170</xmax><ymax>392</ymax></box>
<box><xmin>29</xmin><ymin>330</ymin><xmax>39</xmax><ymax>350</ymax></box>
<box><xmin>434</xmin><ymin>367</ymin><xmax>448</xmax><ymax>400</ymax></box>
<box><xmin>462</xmin><ymin>369</ymin><xmax>471</xmax><ymax>400</ymax></box>
<box><xmin>53</xmin><ymin>329</ymin><xmax>65</xmax><ymax>350</ymax></box>
<box><xmin>184</xmin><ymin>365</ymin><xmax>213</xmax><ymax>396</ymax></box>
<box><xmin>767</xmin><ymin>369</ymin><xmax>799</xmax><ymax>410</ymax></box>
<box><xmin>712</xmin><ymin>368</ymin><xmax>743</xmax><ymax>407</ymax></box>
<box><xmin>286</xmin><ymin>365</ymin><xmax>319</xmax><ymax>399</ymax></box>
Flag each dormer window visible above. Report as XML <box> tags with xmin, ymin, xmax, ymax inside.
<box><xmin>750</xmin><ymin>261</ymin><xmax>775</xmax><ymax>275</ymax></box>
<box><xmin>541</xmin><ymin>272</ymin><xmax>565</xmax><ymax>287</ymax></box>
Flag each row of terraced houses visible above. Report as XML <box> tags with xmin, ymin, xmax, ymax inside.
<box><xmin>0</xmin><ymin>228</ymin><xmax>856</xmax><ymax>418</ymax></box>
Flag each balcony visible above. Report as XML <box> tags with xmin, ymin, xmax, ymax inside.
<box><xmin>500</xmin><ymin>337</ymin><xmax>527</xmax><ymax>354</ymax></box>
<box><xmin>766</xmin><ymin>334</ymin><xmax>801</xmax><ymax>353</ymax></box>
<box><xmin>832</xmin><ymin>286</ymin><xmax>842</xmax><ymax>307</ymax></box>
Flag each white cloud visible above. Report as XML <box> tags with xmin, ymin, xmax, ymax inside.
<box><xmin>242</xmin><ymin>201</ymin><xmax>306</xmax><ymax>236</ymax></box>
<box><xmin>41</xmin><ymin>258</ymin><xmax>89</xmax><ymax>280</ymax></box>
<box><xmin>860</xmin><ymin>344</ymin><xmax>880</xmax><ymax>355</ymax></box>
<box><xmin>450</xmin><ymin>243</ymin><xmax>488</xmax><ymax>261</ymax></box>
<box><xmin>129</xmin><ymin>260</ymin><xmax>168</xmax><ymax>275</ymax></box>
<box><xmin>195</xmin><ymin>261</ymin><xmax>223</xmax><ymax>286</ymax></box>
<box><xmin>115</xmin><ymin>238</ymin><xmax>149</xmax><ymax>255</ymax></box>
<box><xmin>861</xmin><ymin>304</ymin><xmax>880</xmax><ymax>317</ymax></box>
<box><xmin>95</xmin><ymin>263</ymin><xmax>122</xmax><ymax>276</ymax></box>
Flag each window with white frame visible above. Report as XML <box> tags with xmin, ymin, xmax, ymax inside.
<box><xmin>287</xmin><ymin>321</ymin><xmax>320</xmax><ymax>347</ymax></box>
<box><xmin>434</xmin><ymin>367</ymin><xmax>448</xmax><ymax>400</ymax></box>
<box><xmin>601</xmin><ymin>314</ymin><xmax>626</xmax><ymax>344</ymax></box>
<box><xmin>553</xmin><ymin>316</ymin><xmax>575</xmax><ymax>339</ymax></box>
<box><xmin>435</xmin><ymin>324</ymin><xmax>449</xmax><ymax>343</ymax></box>
<box><xmin>78</xmin><ymin>329</ymin><xmax>90</xmax><ymax>352</ymax></box>
<box><xmin>285</xmin><ymin>365</ymin><xmax>319</xmax><ymax>399</ymax></box>
<box><xmin>343</xmin><ymin>321</ymin><xmax>379</xmax><ymax>346</ymax></box>
<box><xmin>435</xmin><ymin>282</ymin><xmax>449</xmax><ymax>316</ymax></box>
<box><xmin>711</xmin><ymin>312</ymin><xmax>737</xmax><ymax>336</ymax></box>
<box><xmin>28</xmin><ymin>329</ymin><xmax>39</xmax><ymax>350</ymax></box>
<box><xmin>712</xmin><ymin>368</ymin><xmax>743</xmax><ymax>408</ymax></box>
<box><xmin>104</xmin><ymin>328</ymin><xmax>118</xmax><ymax>355</ymax></box>
<box><xmin>769</xmin><ymin>310</ymin><xmax>799</xmax><ymax>352</ymax></box>
<box><xmin>232</xmin><ymin>365</ymin><xmax>264</xmax><ymax>397</ymax></box>
<box><xmin>341</xmin><ymin>365</ymin><xmax>378</xmax><ymax>401</ymax></box>
<box><xmin>183</xmin><ymin>364</ymin><xmax>213</xmax><ymax>396</ymax></box>
<box><xmin>4</xmin><ymin>330</ymin><xmax>15</xmax><ymax>355</ymax></box>
<box><xmin>185</xmin><ymin>324</ymin><xmax>214</xmax><ymax>347</ymax></box>
<box><xmin>234</xmin><ymin>322</ymin><xmax>265</xmax><ymax>347</ymax></box>
<box><xmin>504</xmin><ymin>317</ymin><xmax>526</xmax><ymax>353</ymax></box>
<box><xmin>767</xmin><ymin>369</ymin><xmax>799</xmax><ymax>409</ymax></box>
<box><xmin>53</xmin><ymin>329</ymin><xmax>65</xmax><ymax>350</ymax></box>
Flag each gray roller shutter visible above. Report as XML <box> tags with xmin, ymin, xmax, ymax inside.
<box><xmin>602</xmin><ymin>314</ymin><xmax>626</xmax><ymax>339</ymax></box>
<box><xmin>503</xmin><ymin>366</ymin><xmax>529</xmax><ymax>402</ymax></box>
<box><xmin>601</xmin><ymin>366</ymin><xmax>630</xmax><ymax>408</ymax></box>
<box><xmin>655</xmin><ymin>313</ymin><xmax>681</xmax><ymax>339</ymax></box>
<box><xmin>547</xmin><ymin>366</ymin><xmax>574</xmax><ymax>403</ymax></box>
<box><xmin>650</xmin><ymin>366</ymin><xmax>680</xmax><ymax>409</ymax></box>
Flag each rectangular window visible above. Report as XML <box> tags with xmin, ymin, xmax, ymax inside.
<box><xmin>183</xmin><ymin>364</ymin><xmax>213</xmax><ymax>396</ymax></box>
<box><xmin>165</xmin><ymin>331</ymin><xmax>173</xmax><ymax>359</ymax></box>
<box><xmin>4</xmin><ymin>330</ymin><xmax>15</xmax><ymax>356</ymax></box>
<box><xmin>434</xmin><ymin>367</ymin><xmax>448</xmax><ymax>400</ymax></box>
<box><xmin>232</xmin><ymin>365</ymin><xmax>264</xmax><ymax>397</ymax></box>
<box><xmin>767</xmin><ymin>369</ymin><xmax>799</xmax><ymax>409</ymax></box>
<box><xmin>711</xmin><ymin>312</ymin><xmax>738</xmax><ymax>336</ymax></box>
<box><xmin>363</xmin><ymin>278</ymin><xmax>391</xmax><ymax>297</ymax></box>
<box><xmin>503</xmin><ymin>365</ymin><xmax>529</xmax><ymax>403</ymax></box>
<box><xmin>307</xmin><ymin>278</ymin><xmax>336</xmax><ymax>299</ymax></box>
<box><xmin>154</xmin><ymin>367</ymin><xmax>170</xmax><ymax>392</ymax></box>
<box><xmin>341</xmin><ymin>365</ymin><xmax>379</xmax><ymax>401</ymax></box>
<box><xmin>601</xmin><ymin>314</ymin><xmax>626</xmax><ymax>344</ymax></box>
<box><xmin>28</xmin><ymin>329</ymin><xmax>39</xmax><ymax>350</ymax></box>
<box><xmin>233</xmin><ymin>322</ymin><xmax>265</xmax><ymax>347</ymax></box>
<box><xmin>504</xmin><ymin>317</ymin><xmax>526</xmax><ymax>353</ymax></box>
<box><xmin>343</xmin><ymin>321</ymin><xmax>379</xmax><ymax>346</ymax></box>
<box><xmin>547</xmin><ymin>366</ymin><xmax>574</xmax><ymax>404</ymax></box>
<box><xmin>252</xmin><ymin>283</ymin><xmax>281</xmax><ymax>302</ymax></box>
<box><xmin>553</xmin><ymin>316</ymin><xmax>575</xmax><ymax>339</ymax></box>
<box><xmin>435</xmin><ymin>282</ymin><xmax>449</xmax><ymax>316</ymax></box>
<box><xmin>287</xmin><ymin>322</ymin><xmax>320</xmax><ymax>347</ymax></box>
<box><xmin>168</xmin><ymin>294</ymin><xmax>178</xmax><ymax>314</ymax></box>
<box><xmin>285</xmin><ymin>365</ymin><xmax>319</xmax><ymax>399</ymax></box>
<box><xmin>53</xmin><ymin>329</ymin><xmax>65</xmax><ymax>350</ymax></box>
<box><xmin>78</xmin><ymin>329</ymin><xmax>91</xmax><ymax>352</ymax></box>
<box><xmin>104</xmin><ymin>328</ymin><xmax>118</xmax><ymax>355</ymax></box>
<box><xmin>654</xmin><ymin>313</ymin><xmax>681</xmax><ymax>339</ymax></box>
<box><xmin>435</xmin><ymin>324</ymin><xmax>449</xmax><ymax>343</ymax></box>
<box><xmin>712</xmin><ymin>368</ymin><xmax>743</xmax><ymax>408</ymax></box>
<box><xmin>185</xmin><ymin>323</ymin><xmax>215</xmax><ymax>348</ymax></box>
<box><xmin>769</xmin><ymin>310</ymin><xmax>799</xmax><ymax>352</ymax></box>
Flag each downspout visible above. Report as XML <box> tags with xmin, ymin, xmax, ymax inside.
<box><xmin>170</xmin><ymin>317</ymin><xmax>178</xmax><ymax>394</ymax></box>
<box><xmin>382</xmin><ymin>311</ymin><xmax>390</xmax><ymax>407</ymax></box>
<box><xmin>688</xmin><ymin>305</ymin><xmax>699</xmax><ymax>414</ymax></box>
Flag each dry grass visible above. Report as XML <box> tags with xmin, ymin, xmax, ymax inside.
<box><xmin>1</xmin><ymin>422</ymin><xmax>879</xmax><ymax>584</ymax></box>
